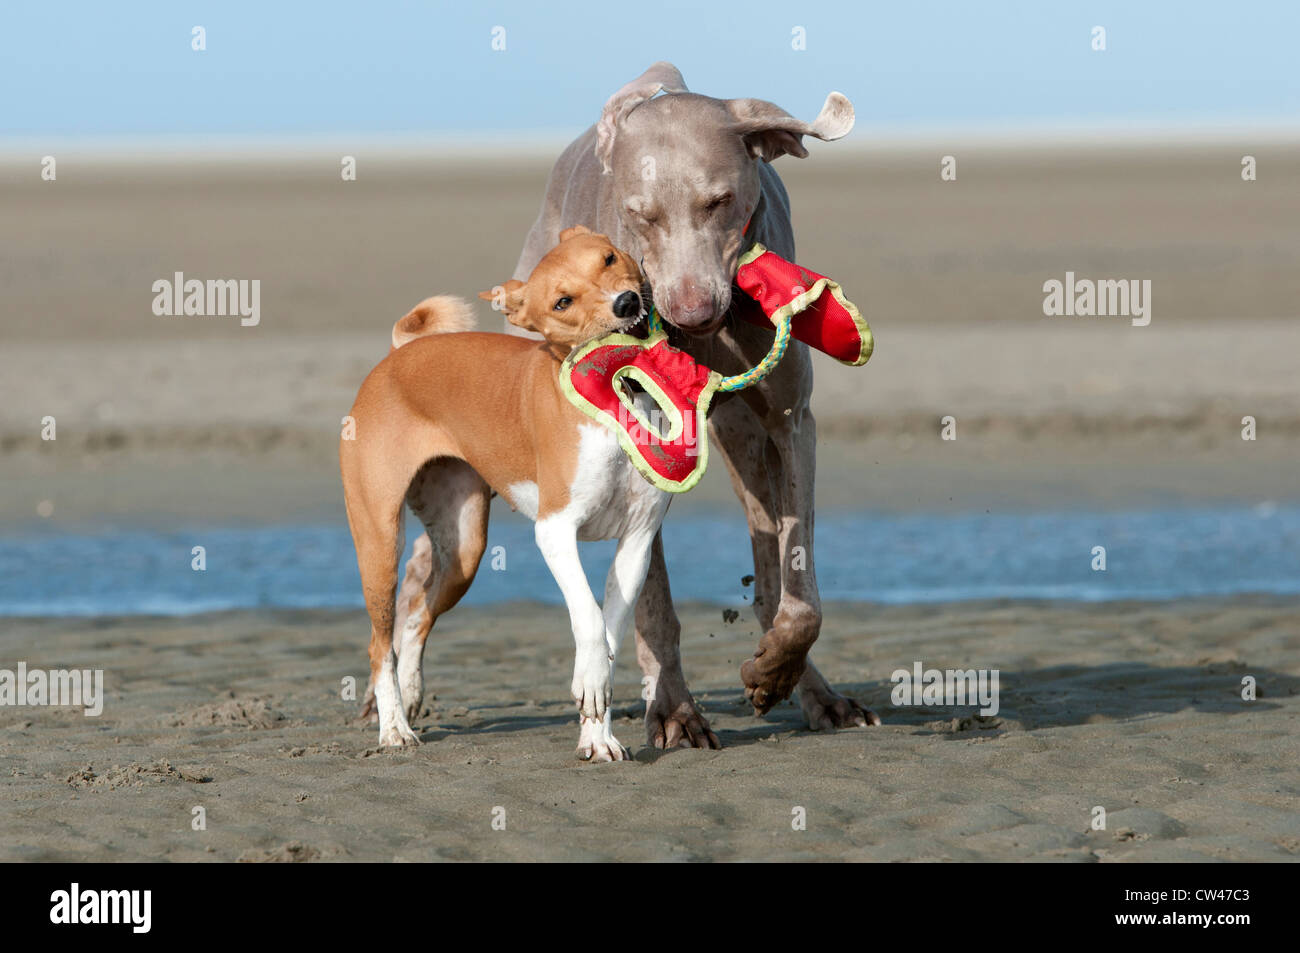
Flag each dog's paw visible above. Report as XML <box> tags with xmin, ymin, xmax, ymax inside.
<box><xmin>571</xmin><ymin>654</ymin><xmax>613</xmax><ymax>722</ymax></box>
<box><xmin>800</xmin><ymin>685</ymin><xmax>880</xmax><ymax>730</ymax></box>
<box><xmin>644</xmin><ymin>673</ymin><xmax>721</xmax><ymax>749</ymax></box>
<box><xmin>377</xmin><ymin>723</ymin><xmax>421</xmax><ymax>748</ymax></box>
<box><xmin>741</xmin><ymin>645</ymin><xmax>807</xmax><ymax>715</ymax></box>
<box><xmin>576</xmin><ymin>715</ymin><xmax>630</xmax><ymax>763</ymax></box>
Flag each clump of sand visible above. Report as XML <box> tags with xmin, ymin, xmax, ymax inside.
<box><xmin>238</xmin><ymin>842</ymin><xmax>322</xmax><ymax>863</ymax></box>
<box><xmin>170</xmin><ymin>694</ymin><xmax>286</xmax><ymax>730</ymax></box>
<box><xmin>64</xmin><ymin>759</ymin><xmax>211</xmax><ymax>791</ymax></box>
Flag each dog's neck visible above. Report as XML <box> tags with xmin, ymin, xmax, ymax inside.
<box><xmin>539</xmin><ymin>338</ymin><xmax>574</xmax><ymax>363</ymax></box>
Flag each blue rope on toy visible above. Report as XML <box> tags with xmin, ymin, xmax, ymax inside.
<box><xmin>647</xmin><ymin>307</ymin><xmax>790</xmax><ymax>392</ymax></box>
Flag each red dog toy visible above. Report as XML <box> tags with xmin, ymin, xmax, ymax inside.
<box><xmin>561</xmin><ymin>245</ymin><xmax>872</xmax><ymax>492</ymax></box>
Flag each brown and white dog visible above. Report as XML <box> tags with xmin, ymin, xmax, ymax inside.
<box><xmin>341</xmin><ymin>226</ymin><xmax>662</xmax><ymax>760</ymax></box>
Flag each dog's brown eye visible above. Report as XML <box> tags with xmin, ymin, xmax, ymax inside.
<box><xmin>554</xmin><ymin>296</ymin><xmax>572</xmax><ymax>311</ymax></box>
<box><xmin>706</xmin><ymin>193</ymin><xmax>733</xmax><ymax>212</ymax></box>
<box><xmin>604</xmin><ymin>253</ymin><xmax>616</xmax><ymax>266</ymax></box>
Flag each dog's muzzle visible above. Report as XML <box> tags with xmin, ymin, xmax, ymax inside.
<box><xmin>612</xmin><ymin>291</ymin><xmax>642</xmax><ymax>318</ymax></box>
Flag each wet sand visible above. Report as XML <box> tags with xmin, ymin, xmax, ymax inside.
<box><xmin>3</xmin><ymin>600</ymin><xmax>1298</xmax><ymax>862</ymax></box>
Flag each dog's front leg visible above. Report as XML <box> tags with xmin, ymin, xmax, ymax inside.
<box><xmin>711</xmin><ymin>384</ymin><xmax>878</xmax><ymax>728</ymax></box>
<box><xmin>762</xmin><ymin>413</ymin><xmax>879</xmax><ymax>728</ymax></box>
<box><xmin>633</xmin><ymin>533</ymin><xmax>722</xmax><ymax>750</ymax></box>
<box><xmin>739</xmin><ymin>406</ymin><xmax>823</xmax><ymax>710</ymax></box>
<box><xmin>535</xmin><ymin>517</ymin><xmax>626</xmax><ymax>762</ymax></box>
<box><xmin>583</xmin><ymin>525</ymin><xmax>664</xmax><ymax>761</ymax></box>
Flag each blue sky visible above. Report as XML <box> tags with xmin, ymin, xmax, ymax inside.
<box><xmin>3</xmin><ymin>1</ymin><xmax>1297</xmax><ymax>138</ymax></box>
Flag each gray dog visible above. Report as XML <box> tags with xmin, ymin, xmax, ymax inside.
<box><xmin>397</xmin><ymin>62</ymin><xmax>878</xmax><ymax>747</ymax></box>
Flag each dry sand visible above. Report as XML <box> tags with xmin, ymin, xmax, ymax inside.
<box><xmin>3</xmin><ymin>320</ymin><xmax>1298</xmax><ymax>526</ymax></box>
<box><xmin>3</xmin><ymin>145</ymin><xmax>1299</xmax><ymax>525</ymax></box>
<box><xmin>2</xmin><ymin>145</ymin><xmax>1298</xmax><ymax>861</ymax></box>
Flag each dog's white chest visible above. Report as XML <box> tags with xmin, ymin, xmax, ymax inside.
<box><xmin>567</xmin><ymin>423</ymin><xmax>669</xmax><ymax>541</ymax></box>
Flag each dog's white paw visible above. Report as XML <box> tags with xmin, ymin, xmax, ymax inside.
<box><xmin>378</xmin><ymin>721</ymin><xmax>421</xmax><ymax>748</ymax></box>
<box><xmin>576</xmin><ymin>713</ymin><xmax>629</xmax><ymax>763</ymax></box>
<box><xmin>571</xmin><ymin>652</ymin><xmax>612</xmax><ymax>722</ymax></box>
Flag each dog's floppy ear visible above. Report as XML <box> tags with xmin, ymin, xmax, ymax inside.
<box><xmin>725</xmin><ymin>92</ymin><xmax>854</xmax><ymax>162</ymax></box>
<box><xmin>478</xmin><ymin>279</ymin><xmax>527</xmax><ymax>325</ymax></box>
<box><xmin>596</xmin><ymin>61</ymin><xmax>688</xmax><ymax>174</ymax></box>
<box><xmin>559</xmin><ymin>224</ymin><xmax>593</xmax><ymax>242</ymax></box>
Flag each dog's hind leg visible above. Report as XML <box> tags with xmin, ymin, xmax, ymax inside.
<box><xmin>344</xmin><ymin>483</ymin><xmax>419</xmax><ymax>748</ymax></box>
<box><xmin>633</xmin><ymin>533</ymin><xmax>722</xmax><ymax>750</ymax></box>
<box><xmin>399</xmin><ymin>459</ymin><xmax>491</xmax><ymax>723</ymax></box>
<box><xmin>362</xmin><ymin>532</ymin><xmax>432</xmax><ymax>721</ymax></box>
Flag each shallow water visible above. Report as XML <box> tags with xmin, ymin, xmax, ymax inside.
<box><xmin>1</xmin><ymin>503</ymin><xmax>1296</xmax><ymax>618</ymax></box>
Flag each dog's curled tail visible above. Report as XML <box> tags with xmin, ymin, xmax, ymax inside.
<box><xmin>391</xmin><ymin>295</ymin><xmax>476</xmax><ymax>349</ymax></box>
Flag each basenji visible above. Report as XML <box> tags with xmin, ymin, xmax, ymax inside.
<box><xmin>341</xmin><ymin>226</ymin><xmax>665</xmax><ymax>761</ymax></box>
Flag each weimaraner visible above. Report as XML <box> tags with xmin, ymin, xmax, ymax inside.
<box><xmin>394</xmin><ymin>61</ymin><xmax>878</xmax><ymax>747</ymax></box>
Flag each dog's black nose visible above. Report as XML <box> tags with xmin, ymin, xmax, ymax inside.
<box><xmin>612</xmin><ymin>291</ymin><xmax>641</xmax><ymax>318</ymax></box>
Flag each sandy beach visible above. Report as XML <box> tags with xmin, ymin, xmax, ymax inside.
<box><xmin>4</xmin><ymin>600</ymin><xmax>1298</xmax><ymax>862</ymax></box>
<box><xmin>2</xmin><ymin>144</ymin><xmax>1298</xmax><ymax>862</ymax></box>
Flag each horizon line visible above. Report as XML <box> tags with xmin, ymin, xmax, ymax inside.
<box><xmin>3</xmin><ymin>117</ymin><xmax>1298</xmax><ymax>165</ymax></box>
